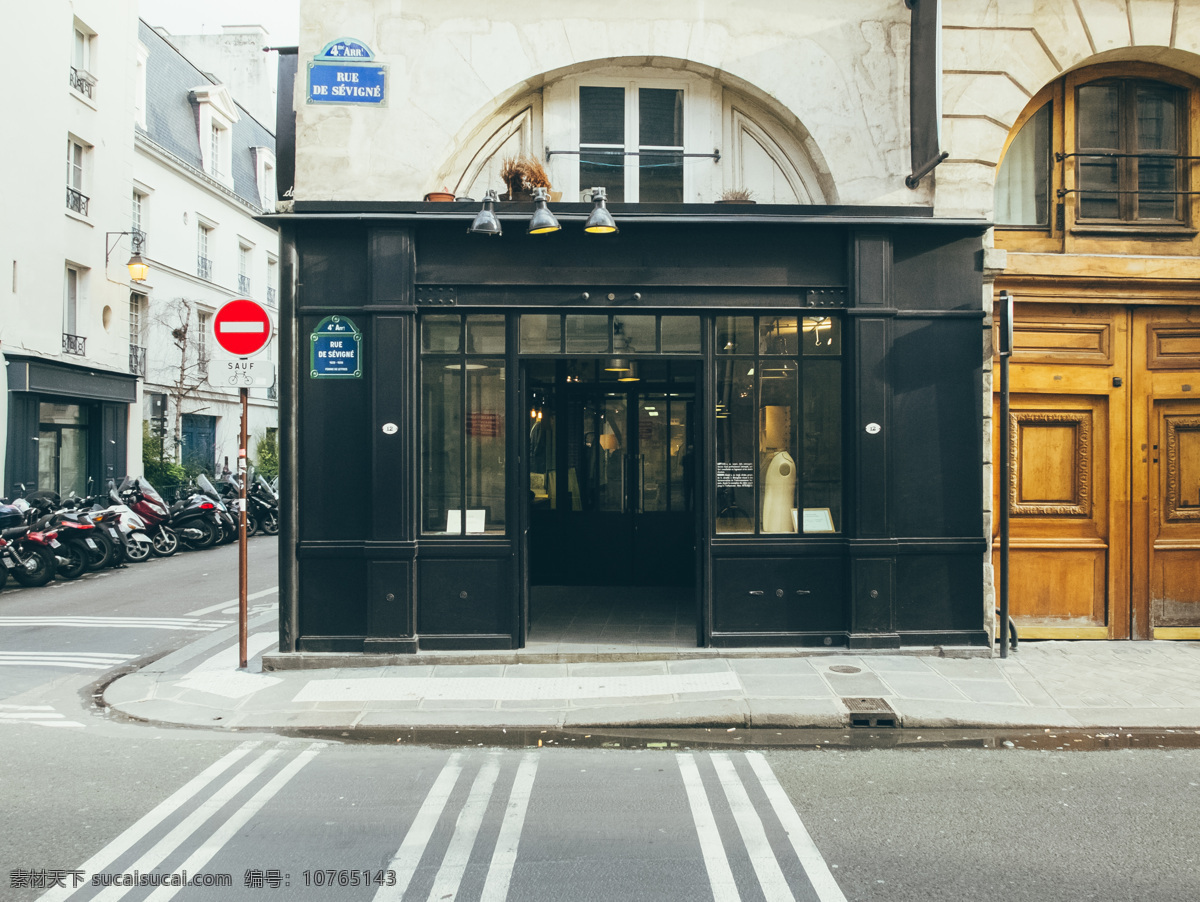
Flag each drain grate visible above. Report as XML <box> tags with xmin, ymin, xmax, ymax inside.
<box><xmin>843</xmin><ymin>696</ymin><xmax>899</xmax><ymax>728</ymax></box>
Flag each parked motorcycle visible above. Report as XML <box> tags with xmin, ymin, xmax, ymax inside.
<box><xmin>194</xmin><ymin>474</ymin><xmax>238</xmax><ymax>545</ymax></box>
<box><xmin>22</xmin><ymin>491</ymin><xmax>104</xmax><ymax>580</ymax></box>
<box><xmin>169</xmin><ymin>479</ymin><xmax>225</xmax><ymax>550</ymax></box>
<box><xmin>117</xmin><ymin>477</ymin><xmax>178</xmax><ymax>557</ymax></box>
<box><xmin>0</xmin><ymin>503</ymin><xmax>59</xmax><ymax>588</ymax></box>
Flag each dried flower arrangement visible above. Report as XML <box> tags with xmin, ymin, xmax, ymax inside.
<box><xmin>499</xmin><ymin>154</ymin><xmax>553</xmax><ymax>199</ymax></box>
<box><xmin>717</xmin><ymin>187</ymin><xmax>756</xmax><ymax>203</ymax></box>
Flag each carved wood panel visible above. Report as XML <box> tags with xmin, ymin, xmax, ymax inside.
<box><xmin>1009</xmin><ymin>410</ymin><xmax>1093</xmax><ymax>517</ymax></box>
<box><xmin>1163</xmin><ymin>415</ymin><xmax>1200</xmax><ymax>521</ymax></box>
<box><xmin>1012</xmin><ymin>319</ymin><xmax>1113</xmax><ymax>365</ymax></box>
<box><xmin>1147</xmin><ymin>325</ymin><xmax>1200</xmax><ymax>370</ymax></box>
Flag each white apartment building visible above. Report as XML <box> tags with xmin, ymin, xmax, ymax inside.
<box><xmin>0</xmin><ymin>3</ymin><xmax>279</xmax><ymax>499</ymax></box>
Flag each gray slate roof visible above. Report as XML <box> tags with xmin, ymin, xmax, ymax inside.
<box><xmin>137</xmin><ymin>20</ymin><xmax>275</xmax><ymax>211</ymax></box>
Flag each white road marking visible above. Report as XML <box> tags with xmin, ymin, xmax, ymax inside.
<box><xmin>677</xmin><ymin>753</ymin><xmax>741</xmax><ymax>902</ymax></box>
<box><xmin>35</xmin><ymin>741</ymin><xmax>262</xmax><ymax>902</ymax></box>
<box><xmin>91</xmin><ymin>748</ymin><xmax>284</xmax><ymax>902</ymax></box>
<box><xmin>746</xmin><ymin>752</ymin><xmax>848</xmax><ymax>902</ymax></box>
<box><xmin>295</xmin><ymin>671</ymin><xmax>739</xmax><ymax>702</ymax></box>
<box><xmin>0</xmin><ymin>616</ymin><xmax>224</xmax><ymax>631</ymax></box>
<box><xmin>186</xmin><ymin>587</ymin><xmax>278</xmax><ymax>617</ymax></box>
<box><xmin>426</xmin><ymin>754</ymin><xmax>501</xmax><ymax>902</ymax></box>
<box><xmin>479</xmin><ymin>753</ymin><xmax>539</xmax><ymax>902</ymax></box>
<box><xmin>0</xmin><ymin>651</ymin><xmax>134</xmax><ymax>669</ymax></box>
<box><xmin>0</xmin><ymin>709</ymin><xmax>85</xmax><ymax>728</ymax></box>
<box><xmin>219</xmin><ymin>320</ymin><xmax>265</xmax><ymax>333</ymax></box>
<box><xmin>173</xmin><ymin>631</ymin><xmax>282</xmax><ymax>698</ymax></box>
<box><xmin>712</xmin><ymin>753</ymin><xmax>795</xmax><ymax>901</ymax></box>
<box><xmin>373</xmin><ymin>753</ymin><xmax>464</xmax><ymax>901</ymax></box>
<box><xmin>143</xmin><ymin>744</ymin><xmax>322</xmax><ymax>902</ymax></box>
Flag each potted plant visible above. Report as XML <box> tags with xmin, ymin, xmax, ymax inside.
<box><xmin>499</xmin><ymin>155</ymin><xmax>560</xmax><ymax>202</ymax></box>
<box><xmin>716</xmin><ymin>187</ymin><xmax>756</xmax><ymax>204</ymax></box>
<box><xmin>424</xmin><ymin>187</ymin><xmax>455</xmax><ymax>202</ymax></box>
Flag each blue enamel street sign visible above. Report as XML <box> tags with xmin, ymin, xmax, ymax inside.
<box><xmin>308</xmin><ymin>37</ymin><xmax>386</xmax><ymax>106</ymax></box>
<box><xmin>310</xmin><ymin>316</ymin><xmax>363</xmax><ymax>378</ymax></box>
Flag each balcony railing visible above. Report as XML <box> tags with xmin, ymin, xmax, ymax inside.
<box><xmin>66</xmin><ymin>187</ymin><xmax>89</xmax><ymax>216</ymax></box>
<box><xmin>197</xmin><ymin>256</ymin><xmax>212</xmax><ymax>280</ymax></box>
<box><xmin>238</xmin><ymin>274</ymin><xmax>251</xmax><ymax>294</ymax></box>
<box><xmin>129</xmin><ymin>345</ymin><xmax>146</xmax><ymax>377</ymax></box>
<box><xmin>267</xmin><ymin>287</ymin><xmax>277</xmax><ymax>307</ymax></box>
<box><xmin>62</xmin><ymin>333</ymin><xmax>87</xmax><ymax>356</ymax></box>
<box><xmin>69</xmin><ymin>67</ymin><xmax>96</xmax><ymax>99</ymax></box>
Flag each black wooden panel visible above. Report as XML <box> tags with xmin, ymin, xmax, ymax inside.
<box><xmin>890</xmin><ymin>318</ymin><xmax>983</xmax><ymax>538</ymax></box>
<box><xmin>418</xmin><ymin>557</ymin><xmax>512</xmax><ymax>636</ymax></box>
<box><xmin>299</xmin><ymin>557</ymin><xmax>367</xmax><ymax>636</ymax></box>
<box><xmin>371</xmin><ymin>315</ymin><xmax>412</xmax><ymax>540</ymax></box>
<box><xmin>712</xmin><ymin>556</ymin><xmax>845</xmax><ymax>633</ymax></box>
<box><xmin>369</xmin><ymin>229</ymin><xmax>415</xmax><ymax>306</ymax></box>
<box><xmin>855</xmin><ymin>318</ymin><xmax>890</xmax><ymax>537</ymax></box>
<box><xmin>4</xmin><ymin>393</ymin><xmax>37</xmax><ymax>497</ymax></box>
<box><xmin>896</xmin><ymin>554</ymin><xmax>984</xmax><ymax>632</ymax></box>
<box><xmin>297</xmin><ymin>222</ymin><xmax>368</xmax><ymax>305</ymax></box>
<box><xmin>101</xmin><ymin>402</ymin><xmax>127</xmax><ymax>484</ymax></box>
<box><xmin>415</xmin><ymin>222</ymin><xmax>847</xmax><ymax>288</ymax></box>
<box><xmin>298</xmin><ymin>314</ymin><xmax>372</xmax><ymax>541</ymax></box>
<box><xmin>892</xmin><ymin>229</ymin><xmax>983</xmax><ymax>312</ymax></box>
<box><xmin>368</xmin><ymin>559</ymin><xmax>413</xmax><ymax>639</ymax></box>
<box><xmin>852</xmin><ymin>232</ymin><xmax>891</xmax><ymax>307</ymax></box>
<box><xmin>851</xmin><ymin>556</ymin><xmax>895</xmax><ymax>632</ymax></box>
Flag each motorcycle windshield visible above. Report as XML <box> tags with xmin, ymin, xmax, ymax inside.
<box><xmin>256</xmin><ymin>475</ymin><xmax>275</xmax><ymax>496</ymax></box>
<box><xmin>135</xmin><ymin>478</ymin><xmax>167</xmax><ymax>507</ymax></box>
<box><xmin>196</xmin><ymin>474</ymin><xmax>227</xmax><ymax>510</ymax></box>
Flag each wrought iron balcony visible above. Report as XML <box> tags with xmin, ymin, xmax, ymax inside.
<box><xmin>129</xmin><ymin>345</ymin><xmax>146</xmax><ymax>377</ymax></box>
<box><xmin>69</xmin><ymin>67</ymin><xmax>96</xmax><ymax>99</ymax></box>
<box><xmin>197</xmin><ymin>256</ymin><xmax>212</xmax><ymax>280</ymax></box>
<box><xmin>238</xmin><ymin>274</ymin><xmax>252</xmax><ymax>294</ymax></box>
<box><xmin>66</xmin><ymin>187</ymin><xmax>89</xmax><ymax>216</ymax></box>
<box><xmin>267</xmin><ymin>287</ymin><xmax>277</xmax><ymax>307</ymax></box>
<box><xmin>62</xmin><ymin>333</ymin><xmax>87</xmax><ymax>356</ymax></box>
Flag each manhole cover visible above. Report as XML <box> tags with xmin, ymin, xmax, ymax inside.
<box><xmin>829</xmin><ymin>665</ymin><xmax>861</xmax><ymax>674</ymax></box>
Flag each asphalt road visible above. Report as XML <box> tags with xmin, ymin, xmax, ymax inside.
<box><xmin>3</xmin><ymin>538</ymin><xmax>1198</xmax><ymax>902</ymax></box>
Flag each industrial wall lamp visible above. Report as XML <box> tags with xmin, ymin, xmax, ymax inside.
<box><xmin>106</xmin><ymin>230</ymin><xmax>148</xmax><ymax>281</ymax></box>
<box><xmin>468</xmin><ymin>186</ymin><xmax>619</xmax><ymax>237</ymax></box>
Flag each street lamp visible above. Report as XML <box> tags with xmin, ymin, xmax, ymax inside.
<box><xmin>106</xmin><ymin>230</ymin><xmax>148</xmax><ymax>282</ymax></box>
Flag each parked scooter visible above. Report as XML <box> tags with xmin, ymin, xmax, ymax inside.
<box><xmin>0</xmin><ymin>503</ymin><xmax>59</xmax><ymax>588</ymax></box>
<box><xmin>194</xmin><ymin>474</ymin><xmax>238</xmax><ymax>545</ymax></box>
<box><xmin>117</xmin><ymin>477</ymin><xmax>179</xmax><ymax>557</ymax></box>
<box><xmin>22</xmin><ymin>492</ymin><xmax>102</xmax><ymax>580</ymax></box>
<box><xmin>168</xmin><ymin>479</ymin><xmax>225</xmax><ymax>550</ymax></box>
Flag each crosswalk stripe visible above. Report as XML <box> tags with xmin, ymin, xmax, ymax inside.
<box><xmin>427</xmin><ymin>754</ymin><xmax>501</xmax><ymax>902</ymax></box>
<box><xmin>712</xmin><ymin>753</ymin><xmax>795</xmax><ymax>901</ymax></box>
<box><xmin>0</xmin><ymin>617</ymin><xmax>224</xmax><ymax>631</ymax></box>
<box><xmin>35</xmin><ymin>741</ymin><xmax>262</xmax><ymax>902</ymax></box>
<box><xmin>745</xmin><ymin>752</ymin><xmax>848</xmax><ymax>902</ymax></box>
<box><xmin>373</xmin><ymin>753</ymin><xmax>464</xmax><ymax>902</ymax></box>
<box><xmin>0</xmin><ymin>704</ymin><xmax>55</xmax><ymax>710</ymax></box>
<box><xmin>479</xmin><ymin>753</ymin><xmax>539</xmax><ymax>902</ymax></box>
<box><xmin>92</xmin><ymin>749</ymin><xmax>284</xmax><ymax>902</ymax></box>
<box><xmin>677</xmin><ymin>753</ymin><xmax>742</xmax><ymax>902</ymax></box>
<box><xmin>143</xmin><ymin>744</ymin><xmax>322</xmax><ymax>902</ymax></box>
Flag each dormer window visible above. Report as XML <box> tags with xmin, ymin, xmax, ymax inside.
<box><xmin>253</xmin><ymin>146</ymin><xmax>277</xmax><ymax>211</ymax></box>
<box><xmin>190</xmin><ymin>84</ymin><xmax>239</xmax><ymax>187</ymax></box>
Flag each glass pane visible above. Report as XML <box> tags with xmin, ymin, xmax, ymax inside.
<box><xmin>759</xmin><ymin>316</ymin><xmax>799</xmax><ymax>355</ymax></box>
<box><xmin>1136</xmin><ymin>85</ymin><xmax>1178</xmax><ymax>151</ymax></box>
<box><xmin>760</xmin><ymin>367</ymin><xmax>799</xmax><ymax>534</ymax></box>
<box><xmin>639</xmin><ymin>393</ymin><xmax>669</xmax><ymax>513</ymax></box>
<box><xmin>467</xmin><ymin>315</ymin><xmax>506</xmax><ymax>354</ymax></box>
<box><xmin>803</xmin><ymin>359</ymin><xmax>842</xmax><ymax>534</ymax></box>
<box><xmin>528</xmin><ymin>368</ymin><xmax>556</xmax><ymax>513</ymax></box>
<box><xmin>639</xmin><ymin>88</ymin><xmax>683</xmax><ymax>148</ymax></box>
<box><xmin>520</xmin><ymin>314</ymin><xmax>561</xmax><ymax>353</ymax></box>
<box><xmin>994</xmin><ymin>102</ymin><xmax>1051</xmax><ymax>227</ymax></box>
<box><xmin>60</xmin><ymin>429</ymin><xmax>88</xmax><ymax>499</ymax></box>
<box><xmin>466</xmin><ymin>361</ymin><xmax>506</xmax><ymax>533</ymax></box>
<box><xmin>668</xmin><ymin>395</ymin><xmax>695</xmax><ymax>512</ymax></box>
<box><xmin>565</xmin><ymin>315</ymin><xmax>609</xmax><ymax>353</ymax></box>
<box><xmin>1078</xmin><ymin>84</ymin><xmax>1119</xmax><ymax>148</ymax></box>
<box><xmin>40</xmin><ymin>402</ymin><xmax>87</xmax><ymax>425</ymax></box>
<box><xmin>801</xmin><ymin>316</ymin><xmax>841</xmax><ymax>356</ymax></box>
<box><xmin>1138</xmin><ymin>157</ymin><xmax>1178</xmax><ymax>220</ymax></box>
<box><xmin>580</xmin><ymin>87</ymin><xmax>625</xmax><ymax>145</ymax></box>
<box><xmin>715</xmin><ymin>316</ymin><xmax>754</xmax><ymax>355</ymax></box>
<box><xmin>1079</xmin><ymin>157</ymin><xmax>1120</xmax><ymax>218</ymax></box>
<box><xmin>715</xmin><ymin>359</ymin><xmax>755</xmax><ymax>533</ymax></box>
<box><xmin>614</xmin><ymin>315</ymin><xmax>655</xmax><ymax>353</ymax></box>
<box><xmin>422</xmin><ymin>362</ymin><xmax>462</xmax><ymax>533</ymax></box>
<box><xmin>422</xmin><ymin>315</ymin><xmax>460</xmax><ymax>353</ymax></box>
<box><xmin>638</xmin><ymin>150</ymin><xmax>683</xmax><ymax>203</ymax></box>
<box><xmin>660</xmin><ymin>316</ymin><xmax>700</xmax><ymax>352</ymax></box>
<box><xmin>37</xmin><ymin>430</ymin><xmax>59</xmax><ymax>493</ymax></box>
<box><xmin>580</xmin><ymin>150</ymin><xmax>624</xmax><ymax>203</ymax></box>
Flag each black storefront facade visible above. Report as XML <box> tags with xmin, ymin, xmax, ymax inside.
<box><xmin>275</xmin><ymin>203</ymin><xmax>989</xmax><ymax>656</ymax></box>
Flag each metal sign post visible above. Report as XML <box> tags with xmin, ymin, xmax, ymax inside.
<box><xmin>212</xmin><ymin>298</ymin><xmax>273</xmax><ymax>670</ymax></box>
<box><xmin>998</xmin><ymin>290</ymin><xmax>1013</xmax><ymax>658</ymax></box>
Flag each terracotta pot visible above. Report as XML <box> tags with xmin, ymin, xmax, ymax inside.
<box><xmin>424</xmin><ymin>191</ymin><xmax>455</xmax><ymax>202</ymax></box>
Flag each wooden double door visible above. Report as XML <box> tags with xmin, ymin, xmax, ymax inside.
<box><xmin>995</xmin><ymin>303</ymin><xmax>1200</xmax><ymax>639</ymax></box>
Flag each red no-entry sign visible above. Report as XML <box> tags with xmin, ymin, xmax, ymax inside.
<box><xmin>213</xmin><ymin>298</ymin><xmax>272</xmax><ymax>357</ymax></box>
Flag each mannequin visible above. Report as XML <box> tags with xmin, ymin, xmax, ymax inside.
<box><xmin>761</xmin><ymin>450</ymin><xmax>797</xmax><ymax>533</ymax></box>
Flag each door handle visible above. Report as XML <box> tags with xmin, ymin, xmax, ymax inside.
<box><xmin>748</xmin><ymin>590</ymin><xmax>764</xmax><ymax>596</ymax></box>
<box><xmin>795</xmin><ymin>589</ymin><xmax>812</xmax><ymax>596</ymax></box>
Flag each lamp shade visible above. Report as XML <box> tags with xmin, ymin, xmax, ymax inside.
<box><xmin>468</xmin><ymin>189</ymin><xmax>502</xmax><ymax>236</ymax></box>
<box><xmin>584</xmin><ymin>187</ymin><xmax>618</xmax><ymax>234</ymax></box>
<box><xmin>527</xmin><ymin>187</ymin><xmax>561</xmax><ymax>234</ymax></box>
<box><xmin>126</xmin><ymin>253</ymin><xmax>148</xmax><ymax>282</ymax></box>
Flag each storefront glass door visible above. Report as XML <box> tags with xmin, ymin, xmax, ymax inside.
<box><xmin>37</xmin><ymin>402</ymin><xmax>89</xmax><ymax>497</ymax></box>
